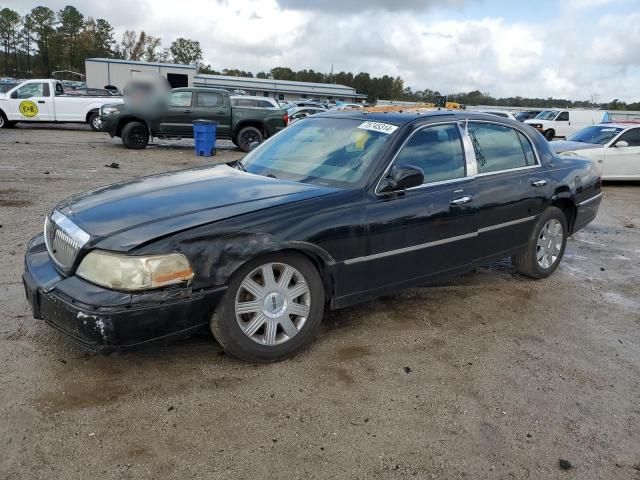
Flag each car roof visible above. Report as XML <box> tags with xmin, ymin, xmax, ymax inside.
<box><xmin>596</xmin><ymin>122</ymin><xmax>640</xmax><ymax>129</ymax></box>
<box><xmin>313</xmin><ymin>109</ymin><xmax>517</xmax><ymax>126</ymax></box>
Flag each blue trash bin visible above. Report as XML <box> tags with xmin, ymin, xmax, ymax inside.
<box><xmin>193</xmin><ymin>119</ymin><xmax>217</xmax><ymax>157</ymax></box>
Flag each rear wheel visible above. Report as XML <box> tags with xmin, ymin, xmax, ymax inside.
<box><xmin>210</xmin><ymin>252</ymin><xmax>324</xmax><ymax>363</ymax></box>
<box><xmin>512</xmin><ymin>206</ymin><xmax>568</xmax><ymax>279</ymax></box>
<box><xmin>121</xmin><ymin>121</ymin><xmax>149</xmax><ymax>149</ymax></box>
<box><xmin>543</xmin><ymin>129</ymin><xmax>555</xmax><ymax>141</ymax></box>
<box><xmin>235</xmin><ymin>126</ymin><xmax>263</xmax><ymax>152</ymax></box>
<box><xmin>88</xmin><ymin>112</ymin><xmax>102</xmax><ymax>132</ymax></box>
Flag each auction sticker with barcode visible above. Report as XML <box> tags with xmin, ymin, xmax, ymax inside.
<box><xmin>358</xmin><ymin>121</ymin><xmax>399</xmax><ymax>134</ymax></box>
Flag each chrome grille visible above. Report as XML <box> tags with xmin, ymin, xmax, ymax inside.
<box><xmin>44</xmin><ymin>211</ymin><xmax>90</xmax><ymax>272</ymax></box>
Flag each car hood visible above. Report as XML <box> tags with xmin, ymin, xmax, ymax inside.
<box><xmin>549</xmin><ymin>140</ymin><xmax>601</xmax><ymax>153</ymax></box>
<box><xmin>55</xmin><ymin>165</ymin><xmax>339</xmax><ymax>250</ymax></box>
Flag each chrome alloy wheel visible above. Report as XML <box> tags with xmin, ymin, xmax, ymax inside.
<box><xmin>235</xmin><ymin>262</ymin><xmax>311</xmax><ymax>346</ymax></box>
<box><xmin>536</xmin><ymin>219</ymin><xmax>563</xmax><ymax>269</ymax></box>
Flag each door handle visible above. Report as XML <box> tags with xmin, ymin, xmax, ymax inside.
<box><xmin>183</xmin><ymin>109</ymin><xmax>191</xmax><ymax>113</ymax></box>
<box><xmin>450</xmin><ymin>195</ymin><xmax>473</xmax><ymax>205</ymax></box>
<box><xmin>531</xmin><ymin>179</ymin><xmax>547</xmax><ymax>187</ymax></box>
<box><xmin>38</xmin><ymin>100</ymin><xmax>45</xmax><ymax>104</ymax></box>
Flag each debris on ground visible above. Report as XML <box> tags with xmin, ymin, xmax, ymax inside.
<box><xmin>559</xmin><ymin>459</ymin><xmax>573</xmax><ymax>470</ymax></box>
<box><xmin>104</xmin><ymin>162</ymin><xmax>120</xmax><ymax>169</ymax></box>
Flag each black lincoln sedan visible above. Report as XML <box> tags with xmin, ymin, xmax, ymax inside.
<box><xmin>23</xmin><ymin>111</ymin><xmax>602</xmax><ymax>362</ymax></box>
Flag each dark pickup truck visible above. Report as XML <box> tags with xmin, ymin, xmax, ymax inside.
<box><xmin>99</xmin><ymin>87</ymin><xmax>288</xmax><ymax>152</ymax></box>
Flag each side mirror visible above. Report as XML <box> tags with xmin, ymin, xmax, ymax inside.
<box><xmin>614</xmin><ymin>140</ymin><xmax>629</xmax><ymax>148</ymax></box>
<box><xmin>380</xmin><ymin>165</ymin><xmax>424</xmax><ymax>193</ymax></box>
<box><xmin>10</xmin><ymin>91</ymin><xmax>17</xmax><ymax>99</ymax></box>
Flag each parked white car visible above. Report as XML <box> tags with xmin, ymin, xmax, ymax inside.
<box><xmin>287</xmin><ymin>106</ymin><xmax>326</xmax><ymax>124</ymax></box>
<box><xmin>550</xmin><ymin>123</ymin><xmax>640</xmax><ymax>180</ymax></box>
<box><xmin>525</xmin><ymin>109</ymin><xmax>606</xmax><ymax>140</ymax></box>
<box><xmin>478</xmin><ymin>109</ymin><xmax>518</xmax><ymax>121</ymax></box>
<box><xmin>230</xmin><ymin>96</ymin><xmax>281</xmax><ymax>109</ymax></box>
<box><xmin>0</xmin><ymin>79</ymin><xmax>123</xmax><ymax>131</ymax></box>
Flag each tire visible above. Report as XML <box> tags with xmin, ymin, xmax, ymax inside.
<box><xmin>0</xmin><ymin>111</ymin><xmax>7</xmax><ymax>129</ymax></box>
<box><xmin>210</xmin><ymin>252</ymin><xmax>324</xmax><ymax>363</ymax></box>
<box><xmin>88</xmin><ymin>112</ymin><xmax>102</xmax><ymax>132</ymax></box>
<box><xmin>512</xmin><ymin>206</ymin><xmax>568</xmax><ymax>279</ymax></box>
<box><xmin>235</xmin><ymin>126</ymin><xmax>263</xmax><ymax>152</ymax></box>
<box><xmin>544</xmin><ymin>129</ymin><xmax>555</xmax><ymax>141</ymax></box>
<box><xmin>121</xmin><ymin>121</ymin><xmax>149</xmax><ymax>149</ymax></box>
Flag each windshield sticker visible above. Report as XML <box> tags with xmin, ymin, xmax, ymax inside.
<box><xmin>358</xmin><ymin>121</ymin><xmax>398</xmax><ymax>134</ymax></box>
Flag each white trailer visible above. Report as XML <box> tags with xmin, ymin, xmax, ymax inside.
<box><xmin>0</xmin><ymin>79</ymin><xmax>123</xmax><ymax>131</ymax></box>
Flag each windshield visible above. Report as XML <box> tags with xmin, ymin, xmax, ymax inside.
<box><xmin>241</xmin><ymin>117</ymin><xmax>396</xmax><ymax>187</ymax></box>
<box><xmin>535</xmin><ymin>110</ymin><xmax>559</xmax><ymax>121</ymax></box>
<box><xmin>566</xmin><ymin>125</ymin><xmax>624</xmax><ymax>145</ymax></box>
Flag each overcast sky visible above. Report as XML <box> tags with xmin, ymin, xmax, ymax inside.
<box><xmin>5</xmin><ymin>0</ymin><xmax>640</xmax><ymax>101</ymax></box>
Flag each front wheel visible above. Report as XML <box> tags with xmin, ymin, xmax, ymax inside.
<box><xmin>235</xmin><ymin>126</ymin><xmax>263</xmax><ymax>152</ymax></box>
<box><xmin>88</xmin><ymin>112</ymin><xmax>102</xmax><ymax>132</ymax></box>
<box><xmin>121</xmin><ymin>121</ymin><xmax>149</xmax><ymax>149</ymax></box>
<box><xmin>210</xmin><ymin>252</ymin><xmax>324</xmax><ymax>363</ymax></box>
<box><xmin>544</xmin><ymin>129</ymin><xmax>555</xmax><ymax>141</ymax></box>
<box><xmin>0</xmin><ymin>112</ymin><xmax>7</xmax><ymax>129</ymax></box>
<box><xmin>512</xmin><ymin>206</ymin><xmax>568</xmax><ymax>279</ymax></box>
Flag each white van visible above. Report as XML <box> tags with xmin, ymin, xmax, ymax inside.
<box><xmin>525</xmin><ymin>109</ymin><xmax>606</xmax><ymax>140</ymax></box>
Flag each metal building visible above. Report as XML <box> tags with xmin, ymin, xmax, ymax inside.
<box><xmin>85</xmin><ymin>58</ymin><xmax>197</xmax><ymax>90</ymax></box>
<box><xmin>193</xmin><ymin>74</ymin><xmax>367</xmax><ymax>103</ymax></box>
<box><xmin>84</xmin><ymin>58</ymin><xmax>366</xmax><ymax>103</ymax></box>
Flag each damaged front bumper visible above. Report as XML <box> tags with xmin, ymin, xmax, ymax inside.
<box><xmin>22</xmin><ymin>234</ymin><xmax>226</xmax><ymax>353</ymax></box>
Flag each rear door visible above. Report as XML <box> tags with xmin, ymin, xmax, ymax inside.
<box><xmin>6</xmin><ymin>81</ymin><xmax>52</xmax><ymax>121</ymax></box>
<box><xmin>159</xmin><ymin>90</ymin><xmax>195</xmax><ymax>136</ymax></box>
<box><xmin>466</xmin><ymin>121</ymin><xmax>548</xmax><ymax>263</ymax></box>
<box><xmin>604</xmin><ymin>127</ymin><xmax>640</xmax><ymax>178</ymax></box>
<box><xmin>193</xmin><ymin>91</ymin><xmax>231</xmax><ymax>138</ymax></box>
<box><xmin>347</xmin><ymin>122</ymin><xmax>478</xmax><ymax>295</ymax></box>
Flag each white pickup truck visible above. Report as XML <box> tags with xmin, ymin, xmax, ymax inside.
<box><xmin>0</xmin><ymin>79</ymin><xmax>123</xmax><ymax>131</ymax></box>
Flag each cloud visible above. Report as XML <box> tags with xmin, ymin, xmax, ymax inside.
<box><xmin>276</xmin><ymin>0</ymin><xmax>469</xmax><ymax>12</ymax></box>
<box><xmin>5</xmin><ymin>0</ymin><xmax>640</xmax><ymax>101</ymax></box>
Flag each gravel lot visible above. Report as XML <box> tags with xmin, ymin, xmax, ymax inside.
<box><xmin>1</xmin><ymin>124</ymin><xmax>639</xmax><ymax>480</ymax></box>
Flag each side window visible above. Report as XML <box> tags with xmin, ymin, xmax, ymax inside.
<box><xmin>55</xmin><ymin>83</ymin><xmax>64</xmax><ymax>95</ymax></box>
<box><xmin>258</xmin><ymin>100</ymin><xmax>274</xmax><ymax>108</ymax></box>
<box><xmin>14</xmin><ymin>83</ymin><xmax>46</xmax><ymax>99</ymax></box>
<box><xmin>468</xmin><ymin>122</ymin><xmax>530</xmax><ymax>173</ymax></box>
<box><xmin>556</xmin><ymin>111</ymin><xmax>569</xmax><ymax>121</ymax></box>
<box><xmin>617</xmin><ymin>128</ymin><xmax>640</xmax><ymax>147</ymax></box>
<box><xmin>393</xmin><ymin>124</ymin><xmax>465</xmax><ymax>184</ymax></box>
<box><xmin>197</xmin><ymin>92</ymin><xmax>222</xmax><ymax>107</ymax></box>
<box><xmin>170</xmin><ymin>91</ymin><xmax>192</xmax><ymax>107</ymax></box>
<box><xmin>516</xmin><ymin>130</ymin><xmax>537</xmax><ymax>166</ymax></box>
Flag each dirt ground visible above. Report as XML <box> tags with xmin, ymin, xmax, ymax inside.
<box><xmin>1</xmin><ymin>124</ymin><xmax>639</xmax><ymax>480</ymax></box>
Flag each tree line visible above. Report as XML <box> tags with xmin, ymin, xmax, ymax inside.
<box><xmin>1</xmin><ymin>4</ymin><xmax>638</xmax><ymax>109</ymax></box>
<box><xmin>0</xmin><ymin>4</ymin><xmax>204</xmax><ymax>78</ymax></box>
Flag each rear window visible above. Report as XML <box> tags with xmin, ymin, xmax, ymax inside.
<box><xmin>197</xmin><ymin>92</ymin><xmax>223</xmax><ymax>107</ymax></box>
<box><xmin>468</xmin><ymin>123</ymin><xmax>536</xmax><ymax>173</ymax></box>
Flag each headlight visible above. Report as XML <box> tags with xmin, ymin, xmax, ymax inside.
<box><xmin>101</xmin><ymin>106</ymin><xmax>120</xmax><ymax>115</ymax></box>
<box><xmin>76</xmin><ymin>251</ymin><xmax>194</xmax><ymax>291</ymax></box>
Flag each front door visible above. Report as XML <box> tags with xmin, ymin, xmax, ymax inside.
<box><xmin>7</xmin><ymin>81</ymin><xmax>52</xmax><ymax>122</ymax></box>
<box><xmin>604</xmin><ymin>127</ymin><xmax>640</xmax><ymax>179</ymax></box>
<box><xmin>466</xmin><ymin>121</ymin><xmax>548</xmax><ymax>262</ymax></box>
<box><xmin>193</xmin><ymin>91</ymin><xmax>231</xmax><ymax>138</ymax></box>
<box><xmin>159</xmin><ymin>90</ymin><xmax>195</xmax><ymax>136</ymax></box>
<box><xmin>345</xmin><ymin>122</ymin><xmax>478</xmax><ymax>296</ymax></box>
